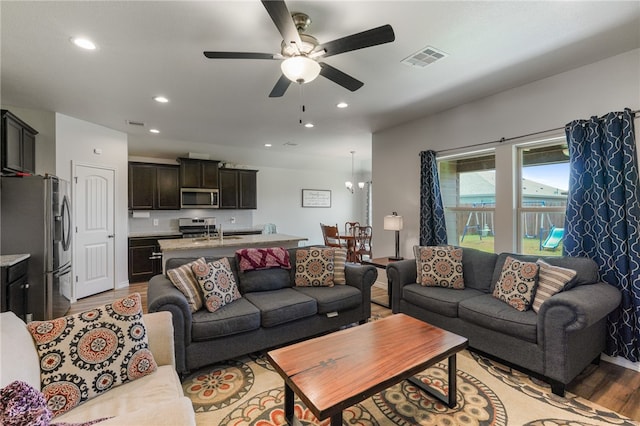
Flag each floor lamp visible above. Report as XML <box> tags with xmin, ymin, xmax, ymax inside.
<box><xmin>384</xmin><ymin>212</ymin><xmax>404</xmax><ymax>260</ymax></box>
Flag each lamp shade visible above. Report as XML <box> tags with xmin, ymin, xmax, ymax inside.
<box><xmin>384</xmin><ymin>214</ymin><xmax>403</xmax><ymax>231</ymax></box>
<box><xmin>281</xmin><ymin>56</ymin><xmax>321</xmax><ymax>84</ymax></box>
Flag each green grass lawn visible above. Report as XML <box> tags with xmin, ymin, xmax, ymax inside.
<box><xmin>458</xmin><ymin>234</ymin><xmax>563</xmax><ymax>256</ymax></box>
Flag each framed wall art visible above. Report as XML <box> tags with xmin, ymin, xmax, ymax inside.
<box><xmin>302</xmin><ymin>189</ymin><xmax>331</xmax><ymax>208</ymax></box>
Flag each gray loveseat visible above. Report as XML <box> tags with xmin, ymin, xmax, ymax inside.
<box><xmin>387</xmin><ymin>247</ymin><xmax>621</xmax><ymax>396</ymax></box>
<box><xmin>147</xmin><ymin>248</ymin><xmax>377</xmax><ymax>374</ymax></box>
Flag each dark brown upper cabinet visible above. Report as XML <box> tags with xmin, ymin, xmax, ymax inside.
<box><xmin>219</xmin><ymin>168</ymin><xmax>257</xmax><ymax>209</ymax></box>
<box><xmin>128</xmin><ymin>162</ymin><xmax>180</xmax><ymax>210</ymax></box>
<box><xmin>178</xmin><ymin>158</ymin><xmax>219</xmax><ymax>189</ymax></box>
<box><xmin>1</xmin><ymin>110</ymin><xmax>37</xmax><ymax>175</ymax></box>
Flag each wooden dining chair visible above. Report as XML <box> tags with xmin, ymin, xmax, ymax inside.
<box><xmin>352</xmin><ymin>225</ymin><xmax>373</xmax><ymax>263</ymax></box>
<box><xmin>344</xmin><ymin>221</ymin><xmax>360</xmax><ymax>236</ymax></box>
<box><xmin>320</xmin><ymin>223</ymin><xmax>346</xmax><ymax>248</ymax></box>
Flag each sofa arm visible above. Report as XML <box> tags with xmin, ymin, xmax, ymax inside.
<box><xmin>538</xmin><ymin>282</ymin><xmax>621</xmax><ymax>382</ymax></box>
<box><xmin>143</xmin><ymin>311</ymin><xmax>176</xmax><ymax>368</ymax></box>
<box><xmin>345</xmin><ymin>263</ymin><xmax>377</xmax><ymax>291</ymax></box>
<box><xmin>147</xmin><ymin>274</ymin><xmax>193</xmax><ymax>373</ymax></box>
<box><xmin>538</xmin><ymin>282</ymin><xmax>622</xmax><ymax>334</ymax></box>
<box><xmin>345</xmin><ymin>263</ymin><xmax>377</xmax><ymax>321</ymax></box>
<box><xmin>386</xmin><ymin>259</ymin><xmax>416</xmax><ymax>313</ymax></box>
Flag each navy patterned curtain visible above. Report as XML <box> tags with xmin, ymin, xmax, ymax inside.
<box><xmin>420</xmin><ymin>150</ymin><xmax>447</xmax><ymax>246</ymax></box>
<box><xmin>563</xmin><ymin>108</ymin><xmax>640</xmax><ymax>362</ymax></box>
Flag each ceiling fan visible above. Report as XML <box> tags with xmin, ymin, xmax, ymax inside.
<box><xmin>203</xmin><ymin>0</ymin><xmax>395</xmax><ymax>97</ymax></box>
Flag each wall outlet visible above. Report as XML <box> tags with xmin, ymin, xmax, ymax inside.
<box><xmin>230</xmin><ymin>217</ymin><xmax>236</xmax><ymax>224</ymax></box>
<box><xmin>153</xmin><ymin>219</ymin><xmax>159</xmax><ymax>226</ymax></box>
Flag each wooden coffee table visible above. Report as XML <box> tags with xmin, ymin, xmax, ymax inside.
<box><xmin>266</xmin><ymin>313</ymin><xmax>468</xmax><ymax>425</ymax></box>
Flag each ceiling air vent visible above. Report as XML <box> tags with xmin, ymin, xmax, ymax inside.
<box><xmin>126</xmin><ymin>120</ymin><xmax>145</xmax><ymax>127</ymax></box>
<box><xmin>283</xmin><ymin>142</ymin><xmax>298</xmax><ymax>147</ymax></box>
<box><xmin>401</xmin><ymin>46</ymin><xmax>448</xmax><ymax>68</ymax></box>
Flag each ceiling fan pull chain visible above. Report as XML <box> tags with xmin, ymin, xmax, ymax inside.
<box><xmin>299</xmin><ymin>83</ymin><xmax>304</xmax><ymax>125</ymax></box>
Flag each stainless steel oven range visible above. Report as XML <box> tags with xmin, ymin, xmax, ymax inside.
<box><xmin>178</xmin><ymin>217</ymin><xmax>217</xmax><ymax>238</ymax></box>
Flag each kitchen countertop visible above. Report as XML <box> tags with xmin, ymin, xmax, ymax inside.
<box><xmin>158</xmin><ymin>233</ymin><xmax>308</xmax><ymax>252</ymax></box>
<box><xmin>128</xmin><ymin>231</ymin><xmax>183</xmax><ymax>238</ymax></box>
<box><xmin>0</xmin><ymin>253</ymin><xmax>31</xmax><ymax>267</ymax></box>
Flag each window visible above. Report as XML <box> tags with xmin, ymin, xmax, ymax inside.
<box><xmin>436</xmin><ymin>134</ymin><xmax>569</xmax><ymax>255</ymax></box>
<box><xmin>518</xmin><ymin>140</ymin><xmax>569</xmax><ymax>256</ymax></box>
<box><xmin>439</xmin><ymin>152</ymin><xmax>496</xmax><ymax>253</ymax></box>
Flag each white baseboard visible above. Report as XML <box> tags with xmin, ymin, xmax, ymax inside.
<box><xmin>601</xmin><ymin>354</ymin><xmax>640</xmax><ymax>372</ymax></box>
<box><xmin>116</xmin><ymin>281</ymin><xmax>129</xmax><ymax>290</ymax></box>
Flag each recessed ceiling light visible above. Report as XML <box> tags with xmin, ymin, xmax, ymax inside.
<box><xmin>153</xmin><ymin>96</ymin><xmax>169</xmax><ymax>103</ymax></box>
<box><xmin>304</xmin><ymin>123</ymin><xmax>314</xmax><ymax>128</ymax></box>
<box><xmin>337</xmin><ymin>102</ymin><xmax>348</xmax><ymax>109</ymax></box>
<box><xmin>149</xmin><ymin>129</ymin><xmax>160</xmax><ymax>134</ymax></box>
<box><xmin>264</xmin><ymin>143</ymin><xmax>272</xmax><ymax>147</ymax></box>
<box><xmin>70</xmin><ymin>37</ymin><xmax>97</xmax><ymax>50</ymax></box>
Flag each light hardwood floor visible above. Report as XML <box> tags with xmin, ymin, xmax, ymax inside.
<box><xmin>69</xmin><ymin>281</ymin><xmax>640</xmax><ymax>421</ymax></box>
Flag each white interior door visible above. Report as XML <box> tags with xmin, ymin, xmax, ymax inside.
<box><xmin>74</xmin><ymin>164</ymin><xmax>115</xmax><ymax>299</ymax></box>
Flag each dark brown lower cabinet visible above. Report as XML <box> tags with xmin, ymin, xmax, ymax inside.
<box><xmin>128</xmin><ymin>235</ymin><xmax>180</xmax><ymax>283</ymax></box>
<box><xmin>1</xmin><ymin>258</ymin><xmax>29</xmax><ymax>320</ymax></box>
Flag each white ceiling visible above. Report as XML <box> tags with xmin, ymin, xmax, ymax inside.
<box><xmin>2</xmin><ymin>1</ymin><xmax>639</xmax><ymax>166</ymax></box>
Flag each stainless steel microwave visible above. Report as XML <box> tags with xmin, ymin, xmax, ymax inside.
<box><xmin>181</xmin><ymin>188</ymin><xmax>219</xmax><ymax>208</ymax></box>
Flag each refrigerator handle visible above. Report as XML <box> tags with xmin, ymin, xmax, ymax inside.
<box><xmin>53</xmin><ymin>264</ymin><xmax>72</xmax><ymax>277</ymax></box>
<box><xmin>62</xmin><ymin>195</ymin><xmax>72</xmax><ymax>251</ymax></box>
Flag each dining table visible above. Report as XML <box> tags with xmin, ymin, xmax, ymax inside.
<box><xmin>340</xmin><ymin>234</ymin><xmax>358</xmax><ymax>262</ymax></box>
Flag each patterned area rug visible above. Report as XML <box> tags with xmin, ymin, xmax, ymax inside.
<box><xmin>183</xmin><ymin>350</ymin><xmax>637</xmax><ymax>426</ymax></box>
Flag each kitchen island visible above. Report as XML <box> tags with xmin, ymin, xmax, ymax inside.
<box><xmin>158</xmin><ymin>233</ymin><xmax>308</xmax><ymax>272</ymax></box>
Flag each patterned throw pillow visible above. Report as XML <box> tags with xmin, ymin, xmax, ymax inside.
<box><xmin>492</xmin><ymin>256</ymin><xmax>539</xmax><ymax>311</ymax></box>
<box><xmin>414</xmin><ymin>246</ymin><xmax>464</xmax><ymax>289</ymax></box>
<box><xmin>531</xmin><ymin>259</ymin><xmax>577</xmax><ymax>313</ymax></box>
<box><xmin>294</xmin><ymin>248</ymin><xmax>335</xmax><ymax>287</ymax></box>
<box><xmin>26</xmin><ymin>293</ymin><xmax>157</xmax><ymax>417</ymax></box>
<box><xmin>192</xmin><ymin>258</ymin><xmax>242</xmax><ymax>313</ymax></box>
<box><xmin>333</xmin><ymin>248</ymin><xmax>347</xmax><ymax>285</ymax></box>
<box><xmin>167</xmin><ymin>257</ymin><xmax>206</xmax><ymax>313</ymax></box>
<box><xmin>236</xmin><ymin>247</ymin><xmax>291</xmax><ymax>272</ymax></box>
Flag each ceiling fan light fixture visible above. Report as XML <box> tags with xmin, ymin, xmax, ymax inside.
<box><xmin>281</xmin><ymin>56</ymin><xmax>320</xmax><ymax>84</ymax></box>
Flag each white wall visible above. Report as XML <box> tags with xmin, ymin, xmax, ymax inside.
<box><xmin>372</xmin><ymin>48</ymin><xmax>640</xmax><ymax>259</ymax></box>
<box><xmin>55</xmin><ymin>114</ymin><xmax>129</xmax><ymax>294</ymax></box>
<box><xmin>252</xmin><ymin>165</ymin><xmax>368</xmax><ymax>245</ymax></box>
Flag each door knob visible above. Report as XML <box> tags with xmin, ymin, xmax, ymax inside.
<box><xmin>107</xmin><ymin>234</ymin><xmax>115</xmax><ymax>238</ymax></box>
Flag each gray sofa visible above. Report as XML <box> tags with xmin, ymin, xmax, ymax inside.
<box><xmin>387</xmin><ymin>247</ymin><xmax>621</xmax><ymax>396</ymax></box>
<box><xmin>147</xmin><ymin>248</ymin><xmax>377</xmax><ymax>374</ymax></box>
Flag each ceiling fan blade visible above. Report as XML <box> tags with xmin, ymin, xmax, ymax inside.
<box><xmin>261</xmin><ymin>0</ymin><xmax>303</xmax><ymax>49</ymax></box>
<box><xmin>317</xmin><ymin>24</ymin><xmax>395</xmax><ymax>58</ymax></box>
<box><xmin>203</xmin><ymin>52</ymin><xmax>278</xmax><ymax>60</ymax></box>
<box><xmin>269</xmin><ymin>74</ymin><xmax>292</xmax><ymax>98</ymax></box>
<box><xmin>319</xmin><ymin>63</ymin><xmax>364</xmax><ymax>92</ymax></box>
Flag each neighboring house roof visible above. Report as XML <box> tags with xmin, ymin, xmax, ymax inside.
<box><xmin>459</xmin><ymin>171</ymin><xmax>567</xmax><ymax>200</ymax></box>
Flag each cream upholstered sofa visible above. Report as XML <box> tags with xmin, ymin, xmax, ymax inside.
<box><xmin>0</xmin><ymin>311</ymin><xmax>195</xmax><ymax>426</ymax></box>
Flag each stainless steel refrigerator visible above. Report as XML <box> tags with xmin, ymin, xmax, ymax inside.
<box><xmin>1</xmin><ymin>175</ymin><xmax>72</xmax><ymax>320</ymax></box>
